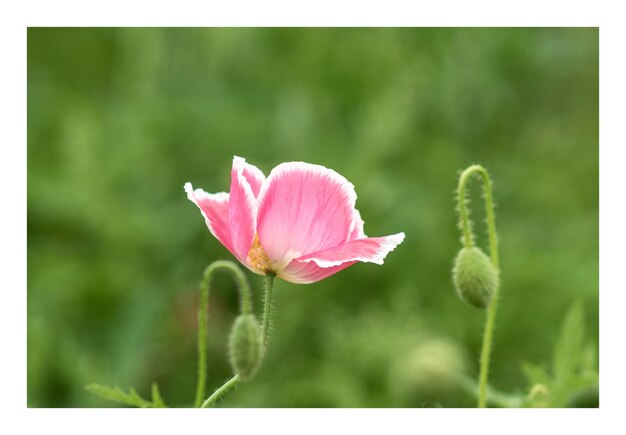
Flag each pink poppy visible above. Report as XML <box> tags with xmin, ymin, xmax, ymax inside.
<box><xmin>185</xmin><ymin>156</ymin><xmax>405</xmax><ymax>284</ymax></box>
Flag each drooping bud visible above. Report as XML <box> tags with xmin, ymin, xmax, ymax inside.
<box><xmin>452</xmin><ymin>247</ymin><xmax>499</xmax><ymax>308</ymax></box>
<box><xmin>228</xmin><ymin>314</ymin><xmax>263</xmax><ymax>381</ymax></box>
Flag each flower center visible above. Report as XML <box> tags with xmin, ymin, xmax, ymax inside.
<box><xmin>246</xmin><ymin>234</ymin><xmax>273</xmax><ymax>273</ymax></box>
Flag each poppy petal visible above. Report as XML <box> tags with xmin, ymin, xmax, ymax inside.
<box><xmin>256</xmin><ymin>162</ymin><xmax>357</xmax><ymax>269</ymax></box>
<box><xmin>240</xmin><ymin>160</ymin><xmax>265</xmax><ymax>198</ymax></box>
<box><xmin>279</xmin><ymin>260</ymin><xmax>357</xmax><ymax>284</ymax></box>
<box><xmin>279</xmin><ymin>233</ymin><xmax>405</xmax><ymax>283</ymax></box>
<box><xmin>184</xmin><ymin>182</ymin><xmax>234</xmax><ymax>255</ymax></box>
<box><xmin>228</xmin><ymin>156</ymin><xmax>259</xmax><ymax>262</ymax></box>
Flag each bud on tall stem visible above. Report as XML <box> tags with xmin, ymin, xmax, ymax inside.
<box><xmin>453</xmin><ymin>246</ymin><xmax>499</xmax><ymax>308</ymax></box>
<box><xmin>454</xmin><ymin>164</ymin><xmax>501</xmax><ymax>408</ymax></box>
<box><xmin>229</xmin><ymin>314</ymin><xmax>263</xmax><ymax>381</ymax></box>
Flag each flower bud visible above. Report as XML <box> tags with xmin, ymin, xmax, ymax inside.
<box><xmin>228</xmin><ymin>314</ymin><xmax>263</xmax><ymax>381</ymax></box>
<box><xmin>527</xmin><ymin>383</ymin><xmax>550</xmax><ymax>407</ymax></box>
<box><xmin>395</xmin><ymin>337</ymin><xmax>468</xmax><ymax>404</ymax></box>
<box><xmin>452</xmin><ymin>247</ymin><xmax>498</xmax><ymax>308</ymax></box>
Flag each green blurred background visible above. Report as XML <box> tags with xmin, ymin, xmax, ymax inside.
<box><xmin>27</xmin><ymin>28</ymin><xmax>598</xmax><ymax>407</ymax></box>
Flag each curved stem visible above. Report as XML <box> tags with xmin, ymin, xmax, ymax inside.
<box><xmin>201</xmin><ymin>375</ymin><xmax>240</xmax><ymax>408</ymax></box>
<box><xmin>457</xmin><ymin>165</ymin><xmax>500</xmax><ymax>408</ymax></box>
<box><xmin>457</xmin><ymin>168</ymin><xmax>476</xmax><ymax>248</ymax></box>
<box><xmin>200</xmin><ymin>271</ymin><xmax>276</xmax><ymax>408</ymax></box>
<box><xmin>194</xmin><ymin>260</ymin><xmax>252</xmax><ymax>408</ymax></box>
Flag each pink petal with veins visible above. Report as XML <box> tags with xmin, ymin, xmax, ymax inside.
<box><xmin>281</xmin><ymin>233</ymin><xmax>405</xmax><ymax>283</ymax></box>
<box><xmin>256</xmin><ymin>162</ymin><xmax>357</xmax><ymax>269</ymax></box>
<box><xmin>186</xmin><ymin>157</ymin><xmax>405</xmax><ymax>283</ymax></box>
<box><xmin>349</xmin><ymin>208</ymin><xmax>366</xmax><ymax>241</ymax></box>
<box><xmin>279</xmin><ymin>260</ymin><xmax>357</xmax><ymax>284</ymax></box>
<box><xmin>241</xmin><ymin>160</ymin><xmax>266</xmax><ymax>198</ymax></box>
<box><xmin>228</xmin><ymin>156</ymin><xmax>259</xmax><ymax>262</ymax></box>
<box><xmin>184</xmin><ymin>183</ymin><xmax>234</xmax><ymax>255</ymax></box>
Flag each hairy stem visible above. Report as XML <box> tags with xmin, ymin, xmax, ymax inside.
<box><xmin>457</xmin><ymin>165</ymin><xmax>501</xmax><ymax>408</ymax></box>
<box><xmin>195</xmin><ymin>260</ymin><xmax>251</xmax><ymax>408</ymax></box>
<box><xmin>201</xmin><ymin>375</ymin><xmax>240</xmax><ymax>408</ymax></box>
<box><xmin>261</xmin><ymin>272</ymin><xmax>276</xmax><ymax>348</ymax></box>
<box><xmin>200</xmin><ymin>271</ymin><xmax>276</xmax><ymax>408</ymax></box>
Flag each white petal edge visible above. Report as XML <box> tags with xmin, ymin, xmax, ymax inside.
<box><xmin>230</xmin><ymin>156</ymin><xmax>260</xmax><ymax>260</ymax></box>
<box><xmin>297</xmin><ymin>232</ymin><xmax>406</xmax><ymax>268</ymax></box>
<box><xmin>235</xmin><ymin>155</ymin><xmax>266</xmax><ymax>196</ymax></box>
<box><xmin>232</xmin><ymin>156</ymin><xmax>260</xmax><ymax>205</ymax></box>
<box><xmin>185</xmin><ymin>181</ymin><xmax>229</xmax><ymax>205</ymax></box>
<box><xmin>232</xmin><ymin>156</ymin><xmax>259</xmax><ymax>223</ymax></box>
<box><xmin>349</xmin><ymin>208</ymin><xmax>366</xmax><ymax>240</ymax></box>
<box><xmin>184</xmin><ymin>182</ymin><xmax>230</xmax><ymax>233</ymax></box>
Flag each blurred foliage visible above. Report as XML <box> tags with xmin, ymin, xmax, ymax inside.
<box><xmin>85</xmin><ymin>382</ymin><xmax>167</xmax><ymax>408</ymax></box>
<box><xmin>27</xmin><ymin>28</ymin><xmax>598</xmax><ymax>407</ymax></box>
<box><xmin>522</xmin><ymin>301</ymin><xmax>599</xmax><ymax>408</ymax></box>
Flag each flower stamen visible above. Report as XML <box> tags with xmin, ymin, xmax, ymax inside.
<box><xmin>246</xmin><ymin>234</ymin><xmax>273</xmax><ymax>273</ymax></box>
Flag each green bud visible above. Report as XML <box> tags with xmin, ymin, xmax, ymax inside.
<box><xmin>527</xmin><ymin>383</ymin><xmax>550</xmax><ymax>407</ymax></box>
<box><xmin>228</xmin><ymin>314</ymin><xmax>263</xmax><ymax>381</ymax></box>
<box><xmin>397</xmin><ymin>337</ymin><xmax>468</xmax><ymax>403</ymax></box>
<box><xmin>452</xmin><ymin>247</ymin><xmax>499</xmax><ymax>308</ymax></box>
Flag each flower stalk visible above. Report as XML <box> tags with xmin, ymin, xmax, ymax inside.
<box><xmin>455</xmin><ymin>164</ymin><xmax>501</xmax><ymax>408</ymax></box>
<box><xmin>199</xmin><ymin>269</ymin><xmax>276</xmax><ymax>408</ymax></box>
<box><xmin>194</xmin><ymin>260</ymin><xmax>252</xmax><ymax>407</ymax></box>
<box><xmin>88</xmin><ymin>156</ymin><xmax>405</xmax><ymax>409</ymax></box>
<box><xmin>261</xmin><ymin>272</ymin><xmax>275</xmax><ymax>347</ymax></box>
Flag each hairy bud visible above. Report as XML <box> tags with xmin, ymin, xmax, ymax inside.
<box><xmin>452</xmin><ymin>247</ymin><xmax>498</xmax><ymax>308</ymax></box>
<box><xmin>228</xmin><ymin>314</ymin><xmax>263</xmax><ymax>381</ymax></box>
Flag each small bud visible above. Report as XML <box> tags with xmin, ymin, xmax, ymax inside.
<box><xmin>228</xmin><ymin>314</ymin><xmax>263</xmax><ymax>381</ymax></box>
<box><xmin>395</xmin><ymin>337</ymin><xmax>468</xmax><ymax>404</ymax></box>
<box><xmin>528</xmin><ymin>383</ymin><xmax>550</xmax><ymax>407</ymax></box>
<box><xmin>452</xmin><ymin>247</ymin><xmax>498</xmax><ymax>308</ymax></box>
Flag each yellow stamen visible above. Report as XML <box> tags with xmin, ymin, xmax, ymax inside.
<box><xmin>246</xmin><ymin>234</ymin><xmax>272</xmax><ymax>273</ymax></box>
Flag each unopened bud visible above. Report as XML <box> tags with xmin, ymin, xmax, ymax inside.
<box><xmin>452</xmin><ymin>247</ymin><xmax>498</xmax><ymax>308</ymax></box>
<box><xmin>228</xmin><ymin>314</ymin><xmax>263</xmax><ymax>381</ymax></box>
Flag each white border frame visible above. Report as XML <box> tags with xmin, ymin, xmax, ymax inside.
<box><xmin>3</xmin><ymin>1</ymin><xmax>624</xmax><ymax>434</ymax></box>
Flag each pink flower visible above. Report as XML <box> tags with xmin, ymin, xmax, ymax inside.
<box><xmin>185</xmin><ymin>157</ymin><xmax>405</xmax><ymax>284</ymax></box>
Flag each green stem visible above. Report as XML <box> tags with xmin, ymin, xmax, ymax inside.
<box><xmin>457</xmin><ymin>169</ymin><xmax>475</xmax><ymax>248</ymax></box>
<box><xmin>194</xmin><ymin>260</ymin><xmax>251</xmax><ymax>408</ymax></box>
<box><xmin>261</xmin><ymin>273</ymin><xmax>276</xmax><ymax>348</ymax></box>
<box><xmin>479</xmin><ymin>295</ymin><xmax>500</xmax><ymax>408</ymax></box>
<box><xmin>457</xmin><ymin>165</ymin><xmax>500</xmax><ymax>408</ymax></box>
<box><xmin>456</xmin><ymin>374</ymin><xmax>523</xmax><ymax>408</ymax></box>
<box><xmin>201</xmin><ymin>375</ymin><xmax>240</xmax><ymax>408</ymax></box>
<box><xmin>200</xmin><ymin>271</ymin><xmax>276</xmax><ymax>408</ymax></box>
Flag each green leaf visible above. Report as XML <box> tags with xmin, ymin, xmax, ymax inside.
<box><xmin>85</xmin><ymin>384</ymin><xmax>154</xmax><ymax>408</ymax></box>
<box><xmin>551</xmin><ymin>301</ymin><xmax>585</xmax><ymax>406</ymax></box>
<box><xmin>519</xmin><ymin>300</ymin><xmax>599</xmax><ymax>407</ymax></box>
<box><xmin>521</xmin><ymin>362</ymin><xmax>551</xmax><ymax>386</ymax></box>
<box><xmin>151</xmin><ymin>382</ymin><xmax>167</xmax><ymax>408</ymax></box>
<box><xmin>553</xmin><ymin>301</ymin><xmax>585</xmax><ymax>383</ymax></box>
<box><xmin>581</xmin><ymin>341</ymin><xmax>598</xmax><ymax>374</ymax></box>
